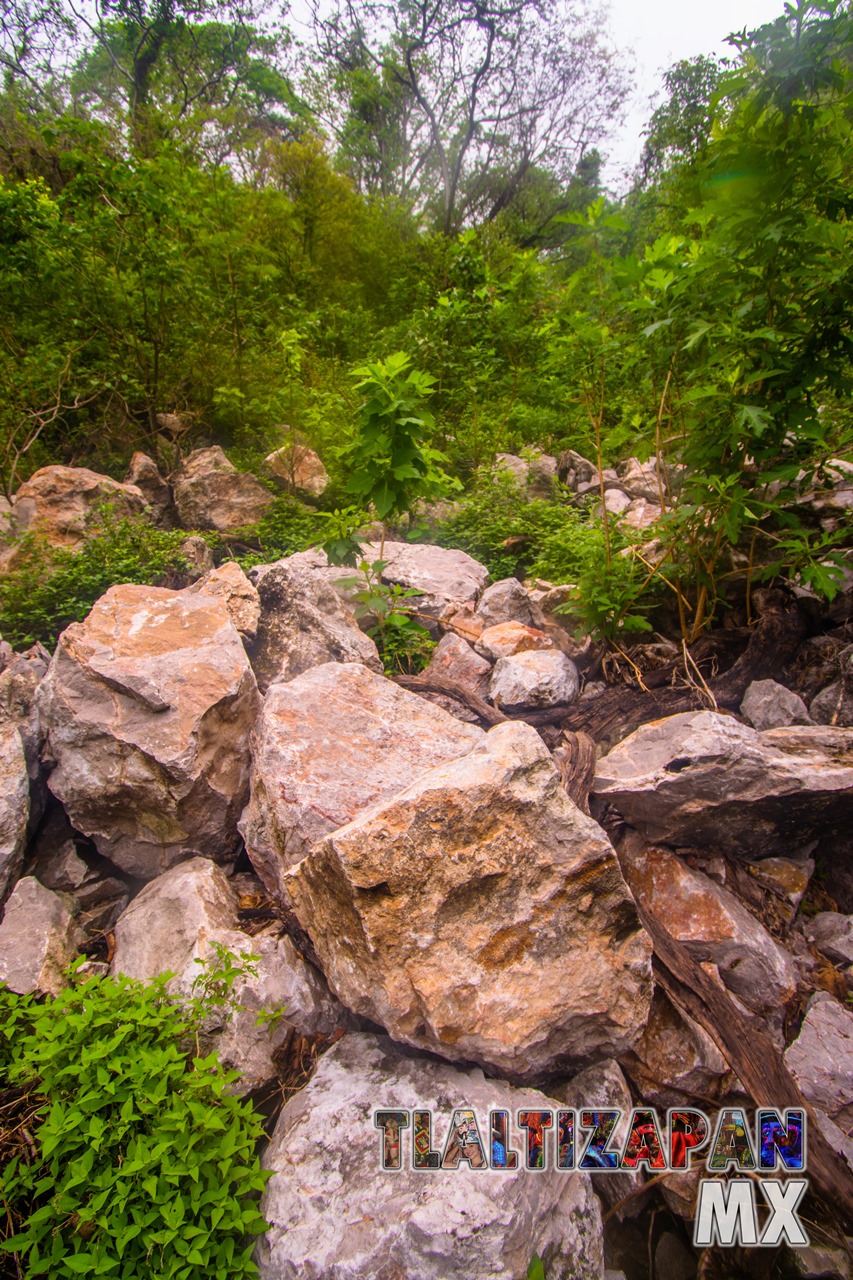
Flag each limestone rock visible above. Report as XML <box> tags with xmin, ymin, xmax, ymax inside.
<box><xmin>240</xmin><ymin>662</ymin><xmax>483</xmax><ymax>900</ymax></box>
<box><xmin>557</xmin><ymin>450</ymin><xmax>597</xmax><ymax>491</ymax></box>
<box><xmin>178</xmin><ymin>534</ymin><xmax>215</xmax><ymax>580</ymax></box>
<box><xmin>617</xmin><ymin>834</ymin><xmax>797</xmax><ymax>1023</ymax></box>
<box><xmin>785</xmin><ymin>992</ymin><xmax>853</xmax><ymax>1170</ymax></box>
<box><xmin>9</xmin><ymin>465</ymin><xmax>147</xmax><ymax>549</ymax></box>
<box><xmin>285</xmin><ymin>722</ymin><xmax>652</xmax><ymax>1078</ymax></box>
<box><xmin>359</xmin><ymin>540</ymin><xmax>489</xmax><ymax>622</ymax></box>
<box><xmin>594</xmin><ymin>711</ymin><xmax>853</xmax><ymax>859</ymax></box>
<box><xmin>810</xmin><ymin>650</ymin><xmax>853</xmax><ymax>727</ymax></box>
<box><xmin>0</xmin><ymin>644</ymin><xmax>49</xmax><ymax>831</ymax></box>
<box><xmin>265</xmin><ymin>442</ymin><xmax>329</xmax><ymax>497</ymax></box>
<box><xmin>618</xmin><ymin>987</ymin><xmax>731</xmax><ymax>1109</ymax></box>
<box><xmin>494</xmin><ymin>452</ymin><xmax>529</xmax><ymax>484</ymax></box>
<box><xmin>187</xmin><ymin>560</ymin><xmax>261</xmax><ymax>640</ymax></box>
<box><xmin>124</xmin><ymin>451</ymin><xmax>174</xmax><ymax>527</ymax></box>
<box><xmin>38</xmin><ymin>583</ymin><xmax>260</xmax><ymax>879</ymax></box>
<box><xmin>0</xmin><ymin>876</ymin><xmax>77</xmax><ymax>995</ymax></box>
<box><xmin>111</xmin><ymin>858</ymin><xmax>345</xmax><ymax>1091</ymax></box>
<box><xmin>257</xmin><ymin>1032</ymin><xmax>604</xmax><ymax>1280</ymax></box>
<box><xmin>806</xmin><ymin>913</ymin><xmax>853</xmax><ymax>967</ymax></box>
<box><xmin>740</xmin><ymin>679</ymin><xmax>812</xmax><ymax>730</ymax></box>
<box><xmin>621</xmin><ymin>498</ymin><xmax>662</xmax><ymax>530</ymax></box>
<box><xmin>489</xmin><ymin>649</ymin><xmax>579</xmax><ymax>710</ymax></box>
<box><xmin>475</xmin><ymin>621</ymin><xmax>553</xmax><ymax>661</ymax></box>
<box><xmin>617</xmin><ymin>458</ymin><xmax>664</xmax><ymax>504</ymax></box>
<box><xmin>172</xmin><ymin>447</ymin><xmax>273</xmax><ymax>532</ymax></box>
<box><xmin>0</xmin><ymin>722</ymin><xmax>29</xmax><ymax>902</ymax></box>
<box><xmin>245</xmin><ymin>557</ymin><xmax>380</xmax><ymax>693</ymax></box>
<box><xmin>421</xmin><ymin>633</ymin><xmax>492</xmax><ymax>700</ymax></box>
<box><xmin>601</xmin><ymin>489</ymin><xmax>632</xmax><ymax>516</ymax></box>
<box><xmin>528</xmin><ymin>453</ymin><xmax>558</xmax><ymax>497</ymax></box>
<box><xmin>475</xmin><ymin>577</ymin><xmax>535</xmax><ymax>628</ymax></box>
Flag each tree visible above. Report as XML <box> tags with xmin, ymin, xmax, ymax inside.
<box><xmin>312</xmin><ymin>0</ymin><xmax>626</xmax><ymax>234</ymax></box>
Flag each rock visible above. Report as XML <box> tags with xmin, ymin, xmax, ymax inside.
<box><xmin>421</xmin><ymin>633</ymin><xmax>491</xmax><ymax>700</ymax></box>
<box><xmin>740</xmin><ymin>679</ymin><xmax>812</xmax><ymax>730</ymax></box>
<box><xmin>359</xmin><ymin>540</ymin><xmax>489</xmax><ymax>623</ymax></box>
<box><xmin>178</xmin><ymin>534</ymin><xmax>215</xmax><ymax>580</ymax></box>
<box><xmin>617</xmin><ymin>458</ymin><xmax>663</xmax><ymax>504</ymax></box>
<box><xmin>810</xmin><ymin>649</ymin><xmax>853</xmax><ymax>727</ymax></box>
<box><xmin>617</xmin><ymin>833</ymin><xmax>797</xmax><ymax>1025</ymax></box>
<box><xmin>557</xmin><ymin>449</ymin><xmax>597</xmax><ymax>490</ymax></box>
<box><xmin>600</xmin><ymin>488</ymin><xmax>632</xmax><ymax>516</ymax></box>
<box><xmin>789</xmin><ymin>1243</ymin><xmax>852</xmax><ymax>1280</ymax></box>
<box><xmin>172</xmin><ymin>447</ymin><xmax>274</xmax><ymax>532</ymax></box>
<box><xmin>245</xmin><ymin>557</ymin><xmax>381</xmax><ymax>693</ymax></box>
<box><xmin>594</xmin><ymin>711</ymin><xmax>853</xmax><ymax>860</ymax></box>
<box><xmin>0</xmin><ymin>722</ymin><xmax>29</xmax><ymax>903</ymax></box>
<box><xmin>187</xmin><ymin>561</ymin><xmax>261</xmax><ymax>640</ymax></box>
<box><xmin>0</xmin><ymin>876</ymin><xmax>77</xmax><ymax>995</ymax></box>
<box><xmin>785</xmin><ymin>993</ymin><xmax>853</xmax><ymax>1170</ymax></box>
<box><xmin>240</xmin><ymin>663</ymin><xmax>484</xmax><ymax>900</ymax></box>
<box><xmin>806</xmin><ymin>913</ymin><xmax>853</xmax><ymax>967</ymax></box>
<box><xmin>111</xmin><ymin>858</ymin><xmax>345</xmax><ymax>1091</ymax></box>
<box><xmin>265</xmin><ymin>441</ymin><xmax>329</xmax><ymax>497</ymax></box>
<box><xmin>285</xmin><ymin>721</ymin><xmax>652</xmax><ymax>1078</ymax></box>
<box><xmin>621</xmin><ymin>498</ymin><xmax>662</xmax><ymax>530</ymax></box>
<box><xmin>475</xmin><ymin>621</ymin><xmax>553</xmax><ymax>661</ymax></box>
<box><xmin>475</xmin><ymin>577</ymin><xmax>535</xmax><ymax>628</ymax></box>
<box><xmin>489</xmin><ymin>649</ymin><xmax>579</xmax><ymax>711</ymax></box>
<box><xmin>552</xmin><ymin>1059</ymin><xmax>644</xmax><ymax>1216</ymax></box>
<box><xmin>27</xmin><ymin>806</ymin><xmax>94</xmax><ymax>893</ymax></box>
<box><xmin>494</xmin><ymin>452</ymin><xmax>529</xmax><ymax>484</ymax></box>
<box><xmin>653</xmin><ymin>1233</ymin><xmax>696</xmax><ymax>1280</ymax></box>
<box><xmin>618</xmin><ymin>987</ymin><xmax>731</xmax><ymax>1109</ymax></box>
<box><xmin>528</xmin><ymin>453</ymin><xmax>559</xmax><ymax>497</ymax></box>
<box><xmin>257</xmin><ymin>1032</ymin><xmax>604</xmax><ymax>1280</ymax></box>
<box><xmin>155</xmin><ymin>411</ymin><xmax>192</xmax><ymax>437</ymax></box>
<box><xmin>0</xmin><ymin>644</ymin><xmax>49</xmax><ymax>830</ymax></box>
<box><xmin>8</xmin><ymin>465</ymin><xmax>147</xmax><ymax>549</ymax></box>
<box><xmin>38</xmin><ymin>583</ymin><xmax>260</xmax><ymax>879</ymax></box>
<box><xmin>804</xmin><ymin>459</ymin><xmax>853</xmax><ymax>534</ymax></box>
<box><xmin>124</xmin><ymin>451</ymin><xmax>174</xmax><ymax>527</ymax></box>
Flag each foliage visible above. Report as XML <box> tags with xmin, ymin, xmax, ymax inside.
<box><xmin>335</xmin><ymin>557</ymin><xmax>435</xmax><ymax>675</ymax></box>
<box><xmin>231</xmin><ymin>495</ymin><xmax>329</xmax><ymax>569</ymax></box>
<box><xmin>0</xmin><ymin>958</ymin><xmax>269</xmax><ymax>1279</ymax></box>
<box><xmin>0</xmin><ymin>510</ymin><xmax>191</xmax><ymax>649</ymax></box>
<box><xmin>434</xmin><ymin>469</ymin><xmax>568</xmax><ymax>579</ymax></box>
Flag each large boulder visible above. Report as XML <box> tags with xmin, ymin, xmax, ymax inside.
<box><xmin>489</xmin><ymin>649</ymin><xmax>579</xmax><ymax>710</ymax></box>
<box><xmin>285</xmin><ymin>722</ymin><xmax>652</xmax><ymax>1079</ymax></box>
<box><xmin>617</xmin><ymin>834</ymin><xmax>797</xmax><ymax>1027</ymax></box>
<box><xmin>785</xmin><ymin>992</ymin><xmax>853</xmax><ymax>1171</ymax></box>
<box><xmin>0</xmin><ymin>876</ymin><xmax>77</xmax><ymax>996</ymax></box>
<box><xmin>172</xmin><ymin>447</ymin><xmax>274</xmax><ymax>532</ymax></box>
<box><xmin>111</xmin><ymin>858</ymin><xmax>346</xmax><ymax>1092</ymax></box>
<box><xmin>593</xmin><ymin>711</ymin><xmax>853</xmax><ymax>859</ymax></box>
<box><xmin>0</xmin><ymin>721</ymin><xmax>30</xmax><ymax>903</ymax></box>
<box><xmin>257</xmin><ymin>1033</ymin><xmax>604</xmax><ymax>1280</ymax></box>
<box><xmin>8</xmin><ymin>465</ymin><xmax>147</xmax><ymax>549</ymax></box>
<box><xmin>359</xmin><ymin>540</ymin><xmax>489</xmax><ymax>623</ymax></box>
<box><xmin>245</xmin><ymin>557</ymin><xmax>381</xmax><ymax>693</ymax></box>
<box><xmin>240</xmin><ymin>663</ymin><xmax>483</xmax><ymax>900</ymax></box>
<box><xmin>265</xmin><ymin>441</ymin><xmax>329</xmax><ymax>497</ymax></box>
<box><xmin>38</xmin><ymin>584</ymin><xmax>260</xmax><ymax>879</ymax></box>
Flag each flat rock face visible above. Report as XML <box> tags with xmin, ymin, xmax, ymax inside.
<box><xmin>286</xmin><ymin>722</ymin><xmax>652</xmax><ymax>1079</ymax></box>
<box><xmin>265</xmin><ymin>444</ymin><xmax>329</xmax><ymax>497</ymax></box>
<box><xmin>740</xmin><ymin>678</ymin><xmax>812</xmax><ymax>730</ymax></box>
<box><xmin>257</xmin><ymin>1033</ymin><xmax>604</xmax><ymax>1280</ymax></box>
<box><xmin>241</xmin><ymin>663</ymin><xmax>484</xmax><ymax>900</ymax></box>
<box><xmin>593</xmin><ymin>711</ymin><xmax>853</xmax><ymax>859</ymax></box>
<box><xmin>617</xmin><ymin>834</ymin><xmax>797</xmax><ymax>1024</ymax></box>
<box><xmin>618</xmin><ymin>987</ymin><xmax>730</xmax><ymax>1110</ymax></box>
<box><xmin>9</xmin><ymin>465</ymin><xmax>147</xmax><ymax>548</ymax></box>
<box><xmin>172</xmin><ymin>446</ymin><xmax>273</xmax><ymax>532</ymax></box>
<box><xmin>475</xmin><ymin>621</ymin><xmax>553</xmax><ymax>661</ymax></box>
<box><xmin>111</xmin><ymin>858</ymin><xmax>345</xmax><ymax>1091</ymax></box>
<box><xmin>475</xmin><ymin>578</ymin><xmax>535</xmax><ymax>628</ymax></box>
<box><xmin>246</xmin><ymin>558</ymin><xmax>381</xmax><ymax>693</ymax></box>
<box><xmin>38</xmin><ymin>584</ymin><xmax>260</xmax><ymax>878</ymax></box>
<box><xmin>0</xmin><ymin>876</ymin><xmax>77</xmax><ymax>996</ymax></box>
<box><xmin>0</xmin><ymin>722</ymin><xmax>30</xmax><ymax>903</ymax></box>
<box><xmin>806</xmin><ymin>912</ymin><xmax>853</xmax><ymax>966</ymax></box>
<box><xmin>421</xmin><ymin>633</ymin><xmax>491</xmax><ymax>700</ymax></box>
<box><xmin>489</xmin><ymin>649</ymin><xmax>579</xmax><ymax>710</ymax></box>
<box><xmin>359</xmin><ymin>540</ymin><xmax>488</xmax><ymax>620</ymax></box>
<box><xmin>187</xmin><ymin>561</ymin><xmax>261</xmax><ymax>640</ymax></box>
<box><xmin>785</xmin><ymin>992</ymin><xmax>853</xmax><ymax>1169</ymax></box>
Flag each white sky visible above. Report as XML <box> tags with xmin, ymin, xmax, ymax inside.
<box><xmin>602</xmin><ymin>0</ymin><xmax>787</xmax><ymax>188</ymax></box>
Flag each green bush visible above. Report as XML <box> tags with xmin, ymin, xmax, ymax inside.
<box><xmin>0</xmin><ymin>966</ymin><xmax>269</xmax><ymax>1279</ymax></box>
<box><xmin>434</xmin><ymin>470</ymin><xmax>569</xmax><ymax>579</ymax></box>
<box><xmin>232</xmin><ymin>495</ymin><xmax>332</xmax><ymax>570</ymax></box>
<box><xmin>0</xmin><ymin>513</ymin><xmax>193</xmax><ymax>650</ymax></box>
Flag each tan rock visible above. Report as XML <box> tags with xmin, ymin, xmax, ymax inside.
<box><xmin>619</xmin><ymin>986</ymin><xmax>731</xmax><ymax>1109</ymax></box>
<box><xmin>187</xmin><ymin>560</ymin><xmax>261</xmax><ymax>639</ymax></box>
<box><xmin>172</xmin><ymin>446</ymin><xmax>273</xmax><ymax>532</ymax></box>
<box><xmin>0</xmin><ymin>721</ymin><xmax>29</xmax><ymax>902</ymax></box>
<box><xmin>359</xmin><ymin>540</ymin><xmax>489</xmax><ymax>622</ymax></box>
<box><xmin>474</xmin><ymin>620</ymin><xmax>553</xmax><ymax>661</ymax></box>
<box><xmin>38</xmin><ymin>584</ymin><xmax>260</xmax><ymax>878</ymax></box>
<box><xmin>422</xmin><ymin>633</ymin><xmax>491</xmax><ymax>700</ymax></box>
<box><xmin>285</xmin><ymin>721</ymin><xmax>652</xmax><ymax>1079</ymax></box>
<box><xmin>265</xmin><ymin>441</ymin><xmax>329</xmax><ymax>497</ymax></box>
<box><xmin>0</xmin><ymin>876</ymin><xmax>77</xmax><ymax>996</ymax></box>
<box><xmin>240</xmin><ymin>662</ymin><xmax>483</xmax><ymax>900</ymax></box>
<box><xmin>9</xmin><ymin>465</ymin><xmax>147</xmax><ymax>549</ymax></box>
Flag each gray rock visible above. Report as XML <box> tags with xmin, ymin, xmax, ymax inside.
<box><xmin>187</xmin><ymin>561</ymin><xmax>261</xmax><ymax>640</ymax></box>
<box><xmin>245</xmin><ymin>557</ymin><xmax>381</xmax><ymax>693</ymax></box>
<box><xmin>619</xmin><ymin>986</ymin><xmax>731</xmax><ymax>1110</ymax></box>
<box><xmin>617</xmin><ymin>457</ymin><xmax>664</xmax><ymax>504</ymax></box>
<box><xmin>810</xmin><ymin>651</ymin><xmax>853</xmax><ymax>727</ymax></box>
<box><xmin>359</xmin><ymin>540</ymin><xmax>489</xmax><ymax>623</ymax></box>
<box><xmin>240</xmin><ymin>662</ymin><xmax>484</xmax><ymax>900</ymax></box>
<box><xmin>178</xmin><ymin>535</ymin><xmax>215</xmax><ymax>580</ymax></box>
<box><xmin>0</xmin><ymin>722</ymin><xmax>29</xmax><ymax>903</ymax></box>
<box><xmin>257</xmin><ymin>1033</ymin><xmax>605</xmax><ymax>1280</ymax></box>
<box><xmin>740</xmin><ymin>679</ymin><xmax>812</xmax><ymax>730</ymax></box>
<box><xmin>528</xmin><ymin>453</ymin><xmax>559</xmax><ymax>497</ymax></box>
<box><xmin>601</xmin><ymin>488</ymin><xmax>632</xmax><ymax>515</ymax></box>
<box><xmin>421</xmin><ymin>633</ymin><xmax>492</xmax><ymax>700</ymax></box>
<box><xmin>785</xmin><ymin>992</ymin><xmax>853</xmax><ymax>1170</ymax></box>
<box><xmin>489</xmin><ymin>649</ymin><xmax>579</xmax><ymax>710</ymax></box>
<box><xmin>788</xmin><ymin>1242</ymin><xmax>851</xmax><ymax>1279</ymax></box>
<box><xmin>172</xmin><ymin>446</ymin><xmax>274</xmax><ymax>532</ymax></box>
<box><xmin>806</xmin><ymin>913</ymin><xmax>853</xmax><ymax>967</ymax></box>
<box><xmin>594</xmin><ymin>711</ymin><xmax>853</xmax><ymax>859</ymax></box>
<box><xmin>494</xmin><ymin>452</ymin><xmax>529</xmax><ymax>484</ymax></box>
<box><xmin>0</xmin><ymin>876</ymin><xmax>77</xmax><ymax>995</ymax></box>
<box><xmin>125</xmin><ymin>451</ymin><xmax>175</xmax><ymax>527</ymax></box>
<box><xmin>0</xmin><ymin>644</ymin><xmax>49</xmax><ymax>834</ymax></box>
<box><xmin>475</xmin><ymin>577</ymin><xmax>535</xmax><ymax>628</ymax></box>
<box><xmin>557</xmin><ymin>449</ymin><xmax>597</xmax><ymax>490</ymax></box>
<box><xmin>285</xmin><ymin>722</ymin><xmax>652</xmax><ymax>1079</ymax></box>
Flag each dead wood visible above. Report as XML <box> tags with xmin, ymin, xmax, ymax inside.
<box><xmin>553</xmin><ymin>731</ymin><xmax>597</xmax><ymax>814</ymax></box>
<box><xmin>394</xmin><ymin>674</ymin><xmax>507</xmax><ymax>725</ymax></box>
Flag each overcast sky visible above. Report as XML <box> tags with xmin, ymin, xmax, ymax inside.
<box><xmin>602</xmin><ymin>0</ymin><xmax>786</xmax><ymax>187</ymax></box>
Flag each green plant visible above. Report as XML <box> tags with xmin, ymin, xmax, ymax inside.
<box><xmin>0</xmin><ymin>959</ymin><xmax>269</xmax><ymax>1279</ymax></box>
<box><xmin>0</xmin><ymin>510</ymin><xmax>192</xmax><ymax>650</ymax></box>
<box><xmin>232</xmin><ymin>495</ymin><xmax>330</xmax><ymax>569</ymax></box>
<box><xmin>335</xmin><ymin>558</ymin><xmax>435</xmax><ymax>675</ymax></box>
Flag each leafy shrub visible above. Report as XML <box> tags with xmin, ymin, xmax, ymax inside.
<box><xmin>0</xmin><ymin>512</ymin><xmax>192</xmax><ymax>650</ymax></box>
<box><xmin>434</xmin><ymin>470</ymin><xmax>569</xmax><ymax>579</ymax></box>
<box><xmin>0</xmin><ymin>966</ymin><xmax>269</xmax><ymax>1279</ymax></box>
<box><xmin>232</xmin><ymin>496</ymin><xmax>331</xmax><ymax>569</ymax></box>
<box><xmin>334</xmin><ymin>558</ymin><xmax>435</xmax><ymax>675</ymax></box>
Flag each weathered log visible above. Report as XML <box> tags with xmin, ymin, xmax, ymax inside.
<box><xmin>553</xmin><ymin>731</ymin><xmax>597</xmax><ymax>814</ymax></box>
<box><xmin>639</xmin><ymin>901</ymin><xmax>853</xmax><ymax>1231</ymax></box>
<box><xmin>394</xmin><ymin>674</ymin><xmax>506</xmax><ymax>726</ymax></box>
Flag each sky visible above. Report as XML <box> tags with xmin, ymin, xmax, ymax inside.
<box><xmin>602</xmin><ymin>0</ymin><xmax>787</xmax><ymax>187</ymax></box>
